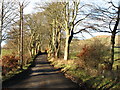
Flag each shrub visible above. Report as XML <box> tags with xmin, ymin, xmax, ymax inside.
<box><xmin>77</xmin><ymin>39</ymin><xmax>110</xmax><ymax>69</ymax></box>
<box><xmin>2</xmin><ymin>55</ymin><xmax>20</xmax><ymax>76</ymax></box>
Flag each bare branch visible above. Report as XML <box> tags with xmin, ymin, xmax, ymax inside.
<box><xmin>98</xmin><ymin>30</ymin><xmax>111</xmax><ymax>33</ymax></box>
<box><xmin>109</xmin><ymin>19</ymin><xmax>113</xmax><ymax>32</ymax></box>
<box><xmin>74</xmin><ymin>14</ymin><xmax>90</xmax><ymax>26</ymax></box>
<box><xmin>108</xmin><ymin>1</ymin><xmax>118</xmax><ymax>8</ymax></box>
<box><xmin>73</xmin><ymin>26</ymin><xmax>97</xmax><ymax>34</ymax></box>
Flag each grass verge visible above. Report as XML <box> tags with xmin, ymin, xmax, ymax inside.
<box><xmin>48</xmin><ymin>58</ymin><xmax>120</xmax><ymax>89</ymax></box>
<box><xmin>2</xmin><ymin>63</ymin><xmax>32</xmax><ymax>81</ymax></box>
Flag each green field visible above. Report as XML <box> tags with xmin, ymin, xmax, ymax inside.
<box><xmin>114</xmin><ymin>48</ymin><xmax>120</xmax><ymax>58</ymax></box>
<box><xmin>2</xmin><ymin>48</ymin><xmax>13</xmax><ymax>56</ymax></box>
<box><xmin>69</xmin><ymin>35</ymin><xmax>120</xmax><ymax>70</ymax></box>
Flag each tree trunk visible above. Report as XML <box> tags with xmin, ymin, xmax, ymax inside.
<box><xmin>0</xmin><ymin>42</ymin><xmax>1</xmax><ymax>58</ymax></box>
<box><xmin>52</xmin><ymin>19</ymin><xmax>56</xmax><ymax>57</ymax></box>
<box><xmin>31</xmin><ymin>48</ymin><xmax>34</xmax><ymax>57</ymax></box>
<box><xmin>64</xmin><ymin>34</ymin><xmax>70</xmax><ymax>60</ymax></box>
<box><xmin>38</xmin><ymin>43</ymin><xmax>41</xmax><ymax>52</ymax></box>
<box><xmin>0</xmin><ymin>29</ymin><xmax>2</xmax><ymax>58</ymax></box>
<box><xmin>0</xmin><ymin>33</ymin><xmax>2</xmax><ymax>58</ymax></box>
<box><xmin>64</xmin><ymin>28</ymin><xmax>74</xmax><ymax>60</ymax></box>
<box><xmin>0</xmin><ymin>1</ymin><xmax>4</xmax><ymax>57</ymax></box>
<box><xmin>110</xmin><ymin>33</ymin><xmax>116</xmax><ymax>70</ymax></box>
<box><xmin>55</xmin><ymin>41</ymin><xmax>60</xmax><ymax>58</ymax></box>
<box><xmin>28</xmin><ymin>47</ymin><xmax>32</xmax><ymax>57</ymax></box>
<box><xmin>19</xmin><ymin>3</ymin><xmax>24</xmax><ymax>69</ymax></box>
<box><xmin>109</xmin><ymin>7</ymin><xmax>120</xmax><ymax>70</ymax></box>
<box><xmin>54</xmin><ymin>24</ymin><xmax>61</xmax><ymax>58</ymax></box>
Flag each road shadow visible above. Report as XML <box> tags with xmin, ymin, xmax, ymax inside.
<box><xmin>1</xmin><ymin>53</ymin><xmax>59</xmax><ymax>87</ymax></box>
<box><xmin>2</xmin><ymin>53</ymin><xmax>80</xmax><ymax>89</ymax></box>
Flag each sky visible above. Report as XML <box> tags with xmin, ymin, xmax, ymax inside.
<box><xmin>23</xmin><ymin>0</ymin><xmax>113</xmax><ymax>37</ymax></box>
<box><xmin>27</xmin><ymin>0</ymin><xmax>119</xmax><ymax>11</ymax></box>
<box><xmin>1</xmin><ymin>0</ymin><xmax>119</xmax><ymax>46</ymax></box>
<box><xmin>24</xmin><ymin>0</ymin><xmax>119</xmax><ymax>14</ymax></box>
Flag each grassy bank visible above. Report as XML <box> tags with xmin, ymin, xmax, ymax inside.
<box><xmin>48</xmin><ymin>58</ymin><xmax>120</xmax><ymax>89</ymax></box>
<box><xmin>1</xmin><ymin>48</ymin><xmax>34</xmax><ymax>81</ymax></box>
<box><xmin>1</xmin><ymin>48</ymin><xmax>13</xmax><ymax>56</ymax></box>
<box><xmin>2</xmin><ymin>62</ymin><xmax>32</xmax><ymax>81</ymax></box>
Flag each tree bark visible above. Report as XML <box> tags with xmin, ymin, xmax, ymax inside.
<box><xmin>19</xmin><ymin>3</ymin><xmax>24</xmax><ymax>69</ymax></box>
<box><xmin>64</xmin><ymin>29</ymin><xmax>70</xmax><ymax>60</ymax></box>
<box><xmin>55</xmin><ymin>29</ymin><xmax>61</xmax><ymax>58</ymax></box>
<box><xmin>0</xmin><ymin>42</ymin><xmax>1</xmax><ymax>58</ymax></box>
<box><xmin>110</xmin><ymin>6</ymin><xmax>120</xmax><ymax>70</ymax></box>
<box><xmin>0</xmin><ymin>1</ymin><xmax>4</xmax><ymax>57</ymax></box>
<box><xmin>110</xmin><ymin>33</ymin><xmax>115</xmax><ymax>70</ymax></box>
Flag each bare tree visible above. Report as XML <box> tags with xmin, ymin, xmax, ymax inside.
<box><xmin>62</xmin><ymin>1</ymin><xmax>91</xmax><ymax>60</ymax></box>
<box><xmin>24</xmin><ymin>12</ymin><xmax>50</xmax><ymax>57</ymax></box>
<box><xmin>36</xmin><ymin>2</ymin><xmax>64</xmax><ymax>58</ymax></box>
<box><xmin>19</xmin><ymin>2</ymin><xmax>24</xmax><ymax>69</ymax></box>
<box><xmin>0</xmin><ymin>0</ymin><xmax>18</xmax><ymax>57</ymax></box>
<box><xmin>46</xmin><ymin>3</ymin><xmax>64</xmax><ymax>58</ymax></box>
<box><xmin>18</xmin><ymin>0</ymin><xmax>29</xmax><ymax>69</ymax></box>
<box><xmin>90</xmin><ymin>1</ymin><xmax>120</xmax><ymax>70</ymax></box>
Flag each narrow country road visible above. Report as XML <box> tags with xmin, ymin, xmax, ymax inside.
<box><xmin>2</xmin><ymin>53</ymin><xmax>80</xmax><ymax>89</ymax></box>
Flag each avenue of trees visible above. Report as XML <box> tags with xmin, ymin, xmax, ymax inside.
<box><xmin>1</xmin><ymin>0</ymin><xmax>120</xmax><ymax>80</ymax></box>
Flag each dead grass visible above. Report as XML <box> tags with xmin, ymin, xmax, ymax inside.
<box><xmin>48</xmin><ymin>57</ymin><xmax>120</xmax><ymax>89</ymax></box>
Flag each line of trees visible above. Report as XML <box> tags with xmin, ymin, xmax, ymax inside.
<box><xmin>1</xmin><ymin>0</ymin><xmax>119</xmax><ymax>71</ymax></box>
<box><xmin>36</xmin><ymin>1</ymin><xmax>93</xmax><ymax>60</ymax></box>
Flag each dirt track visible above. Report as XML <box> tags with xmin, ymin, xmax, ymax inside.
<box><xmin>2</xmin><ymin>53</ymin><xmax>80</xmax><ymax>89</ymax></box>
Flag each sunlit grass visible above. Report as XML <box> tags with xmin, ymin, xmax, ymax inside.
<box><xmin>2</xmin><ymin>49</ymin><xmax>32</xmax><ymax>81</ymax></box>
<box><xmin>69</xmin><ymin>52</ymin><xmax>79</xmax><ymax>60</ymax></box>
<box><xmin>49</xmin><ymin>57</ymin><xmax>120</xmax><ymax>89</ymax></box>
<box><xmin>113</xmin><ymin>47</ymin><xmax>120</xmax><ymax>70</ymax></box>
<box><xmin>1</xmin><ymin>49</ymin><xmax>13</xmax><ymax>56</ymax></box>
<box><xmin>2</xmin><ymin>63</ymin><xmax>31</xmax><ymax>81</ymax></box>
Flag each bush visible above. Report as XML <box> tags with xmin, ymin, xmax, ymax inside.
<box><xmin>2</xmin><ymin>55</ymin><xmax>20</xmax><ymax>76</ymax></box>
<box><xmin>77</xmin><ymin>39</ymin><xmax>110</xmax><ymax>69</ymax></box>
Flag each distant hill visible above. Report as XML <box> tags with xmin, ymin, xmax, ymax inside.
<box><xmin>92</xmin><ymin>35</ymin><xmax>120</xmax><ymax>40</ymax></box>
<box><xmin>91</xmin><ymin>35</ymin><xmax>120</xmax><ymax>46</ymax></box>
<box><xmin>93</xmin><ymin>35</ymin><xmax>110</xmax><ymax>39</ymax></box>
<box><xmin>64</xmin><ymin>35</ymin><xmax>120</xmax><ymax>55</ymax></box>
<box><xmin>71</xmin><ymin>35</ymin><xmax>120</xmax><ymax>50</ymax></box>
